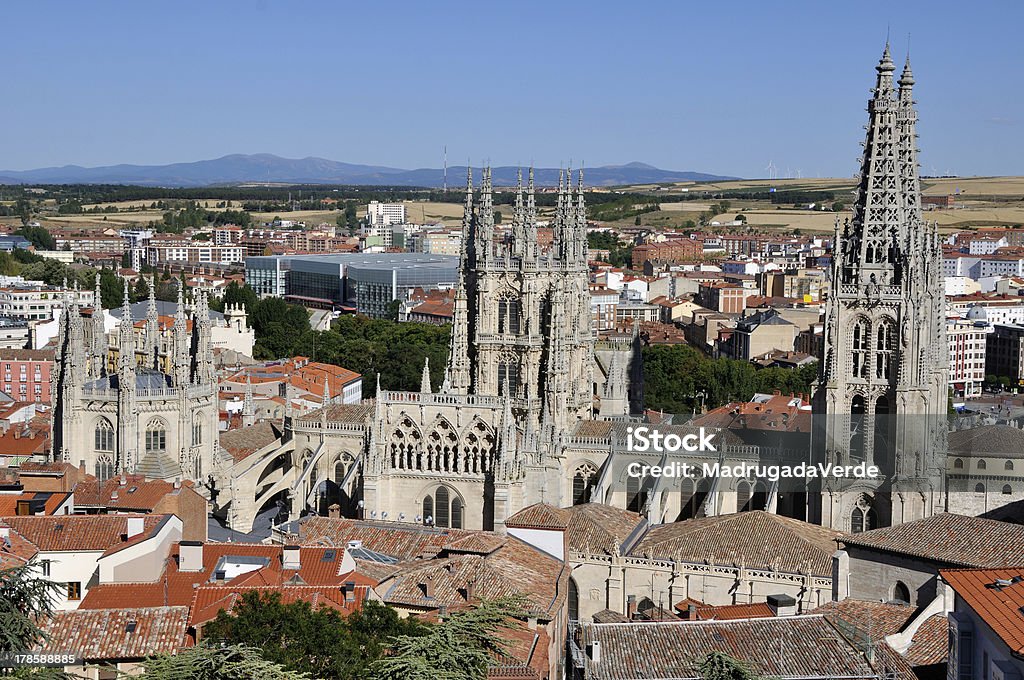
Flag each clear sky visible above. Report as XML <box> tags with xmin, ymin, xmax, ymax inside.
<box><xmin>5</xmin><ymin>0</ymin><xmax>1021</xmax><ymax>178</ymax></box>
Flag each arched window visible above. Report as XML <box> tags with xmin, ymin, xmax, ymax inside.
<box><xmin>954</xmin><ymin>458</ymin><xmax>964</xmax><ymax>469</ymax></box>
<box><xmin>94</xmin><ymin>419</ymin><xmax>114</xmax><ymax>453</ymax></box>
<box><xmin>978</xmin><ymin>459</ymin><xmax>987</xmax><ymax>470</ymax></box>
<box><xmin>625</xmin><ymin>473</ymin><xmax>646</xmax><ymax>513</ymax></box>
<box><xmin>422</xmin><ymin>496</ymin><xmax>434</xmax><ymax>525</ymax></box>
<box><xmin>572</xmin><ymin>463</ymin><xmax>598</xmax><ymax>506</ymax></box>
<box><xmin>893</xmin><ymin>581</ymin><xmax>911</xmax><ymax>604</ymax></box>
<box><xmin>497</xmin><ymin>353</ymin><xmax>520</xmax><ymax>396</ymax></box>
<box><xmin>95</xmin><ymin>454</ymin><xmax>114</xmax><ymax>482</ymax></box>
<box><xmin>334</xmin><ymin>460</ymin><xmax>347</xmax><ymax>483</ymax></box>
<box><xmin>850</xmin><ymin>395</ymin><xmax>866</xmax><ymax>458</ymax></box>
<box><xmin>191</xmin><ymin>417</ymin><xmax>203</xmax><ymax>447</ymax></box>
<box><xmin>145</xmin><ymin>419</ymin><xmax>167</xmax><ymax>454</ymax></box>
<box><xmin>1003</xmin><ymin>484</ymin><xmax>1012</xmax><ymax>495</ymax></box>
<box><xmin>737</xmin><ymin>481</ymin><xmax>751</xmax><ymax>512</ymax></box>
<box><xmin>435</xmin><ymin>487</ymin><xmax>450</xmax><ymax>528</ymax></box>
<box><xmin>850</xmin><ymin>496</ymin><xmax>876</xmax><ymax>534</ymax></box>
<box><xmin>975</xmin><ymin>483</ymin><xmax>986</xmax><ymax>494</ymax></box>
<box><xmin>497</xmin><ymin>293</ymin><xmax>521</xmax><ymax>335</ymax></box>
<box><xmin>568</xmin><ymin>578</ymin><xmax>580</xmax><ymax>622</ymax></box>
<box><xmin>875</xmin><ymin>320</ymin><xmax>895</xmax><ymax>380</ymax></box>
<box><xmin>851</xmin><ymin>320</ymin><xmax>869</xmax><ymax>379</ymax></box>
<box><xmin>1006</xmin><ymin>461</ymin><xmax>1015</xmax><ymax>472</ymax></box>
<box><xmin>194</xmin><ymin>455</ymin><xmax>202</xmax><ymax>479</ymax></box>
<box><xmin>424</xmin><ymin>486</ymin><xmax>462</xmax><ymax>529</ymax></box>
<box><xmin>451</xmin><ymin>497</ymin><xmax>463</xmax><ymax>530</ymax></box>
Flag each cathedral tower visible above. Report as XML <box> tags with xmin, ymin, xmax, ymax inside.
<box><xmin>814</xmin><ymin>45</ymin><xmax>948</xmax><ymax>531</ymax></box>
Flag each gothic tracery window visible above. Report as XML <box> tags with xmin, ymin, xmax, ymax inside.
<box><xmin>497</xmin><ymin>352</ymin><xmax>520</xmax><ymax>397</ymax></box>
<box><xmin>423</xmin><ymin>486</ymin><xmax>463</xmax><ymax>529</ymax></box>
<box><xmin>497</xmin><ymin>292</ymin><xmax>521</xmax><ymax>335</ymax></box>
<box><xmin>145</xmin><ymin>419</ymin><xmax>167</xmax><ymax>454</ymax></box>
<box><xmin>95</xmin><ymin>454</ymin><xmax>114</xmax><ymax>482</ymax></box>
<box><xmin>192</xmin><ymin>416</ymin><xmax>203</xmax><ymax>447</ymax></box>
<box><xmin>875</xmin><ymin>319</ymin><xmax>895</xmax><ymax>380</ymax></box>
<box><xmin>851</xmin><ymin>319</ymin><xmax>869</xmax><ymax>379</ymax></box>
<box><xmin>572</xmin><ymin>462</ymin><xmax>598</xmax><ymax>505</ymax></box>
<box><xmin>850</xmin><ymin>495</ymin><xmax>876</xmax><ymax>533</ymax></box>
<box><xmin>94</xmin><ymin>418</ymin><xmax>114</xmax><ymax>453</ymax></box>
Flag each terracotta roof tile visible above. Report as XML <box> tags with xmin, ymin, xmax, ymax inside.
<box><xmin>631</xmin><ymin>511</ymin><xmax>840</xmax><ymax>577</ymax></box>
<box><xmin>35</xmin><ymin>606</ymin><xmax>189</xmax><ymax>660</ymax></box>
<box><xmin>0</xmin><ymin>514</ymin><xmax>168</xmax><ymax>554</ymax></box>
<box><xmin>840</xmin><ymin>513</ymin><xmax>1024</xmax><ymax>567</ymax></box>
<box><xmin>0</xmin><ymin>491</ymin><xmax>70</xmax><ymax>516</ymax></box>
<box><xmin>219</xmin><ymin>421</ymin><xmax>282</xmax><ymax>462</ymax></box>
<box><xmin>577</xmin><ymin>615</ymin><xmax>878</xmax><ymax>679</ymax></box>
<box><xmin>296</xmin><ymin>403</ymin><xmax>373</xmax><ymax>424</ymax></box>
<box><xmin>565</xmin><ymin>503</ymin><xmax>645</xmax><ymax>555</ymax></box>
<box><xmin>73</xmin><ymin>475</ymin><xmax>194</xmax><ymax>511</ymax></box>
<box><xmin>505</xmin><ymin>503</ymin><xmax>571</xmax><ymax>530</ymax></box>
<box><xmin>296</xmin><ymin>517</ymin><xmax>476</xmax><ymax>561</ymax></box>
<box><xmin>942</xmin><ymin>567</ymin><xmax>1024</xmax><ymax>657</ymax></box>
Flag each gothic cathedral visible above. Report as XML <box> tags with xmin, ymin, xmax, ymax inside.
<box><xmin>814</xmin><ymin>45</ymin><xmax>948</xmax><ymax>531</ymax></box>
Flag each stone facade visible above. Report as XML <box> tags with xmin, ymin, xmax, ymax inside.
<box><xmin>51</xmin><ymin>277</ymin><xmax>218</xmax><ymax>484</ymax></box>
<box><xmin>814</xmin><ymin>46</ymin><xmax>949</xmax><ymax>531</ymax></box>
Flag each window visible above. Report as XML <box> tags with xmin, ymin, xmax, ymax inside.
<box><xmin>422</xmin><ymin>496</ymin><xmax>434</xmax><ymax>524</ymax></box>
<box><xmin>975</xmin><ymin>483</ymin><xmax>986</xmax><ymax>494</ymax></box>
<box><xmin>851</xmin><ymin>319</ymin><xmax>869</xmax><ymax>379</ymax></box>
<box><xmin>67</xmin><ymin>582</ymin><xmax>81</xmax><ymax>601</ymax></box>
<box><xmin>145</xmin><ymin>420</ymin><xmax>167</xmax><ymax>453</ymax></box>
<box><xmin>568</xmin><ymin>578</ymin><xmax>580</xmax><ymax>622</ymax></box>
<box><xmin>423</xmin><ymin>486</ymin><xmax>462</xmax><ymax>529</ymax></box>
<box><xmin>94</xmin><ymin>419</ymin><xmax>114</xmax><ymax>452</ymax></box>
<box><xmin>875</xmin><ymin>320</ymin><xmax>895</xmax><ymax>379</ymax></box>
<box><xmin>1003</xmin><ymin>484</ymin><xmax>1012</xmax><ymax>495</ymax></box>
<box><xmin>1006</xmin><ymin>461</ymin><xmax>1014</xmax><ymax>471</ymax></box>
<box><xmin>954</xmin><ymin>458</ymin><xmax>964</xmax><ymax>469</ymax></box>
<box><xmin>497</xmin><ymin>296</ymin><xmax>521</xmax><ymax>335</ymax></box>
<box><xmin>572</xmin><ymin>463</ymin><xmax>598</xmax><ymax>506</ymax></box>
<box><xmin>41</xmin><ymin>560</ymin><xmax>50</xmax><ymax>577</ymax></box>
<box><xmin>625</xmin><ymin>473</ymin><xmax>646</xmax><ymax>513</ymax></box>
<box><xmin>978</xmin><ymin>459</ymin><xmax>987</xmax><ymax>470</ymax></box>
<box><xmin>192</xmin><ymin>418</ymin><xmax>203</xmax><ymax>447</ymax></box>
<box><xmin>497</xmin><ymin>359</ymin><xmax>520</xmax><ymax>396</ymax></box>
<box><xmin>893</xmin><ymin>581</ymin><xmax>911</xmax><ymax>604</ymax></box>
<box><xmin>95</xmin><ymin>455</ymin><xmax>114</xmax><ymax>482</ymax></box>
<box><xmin>851</xmin><ymin>497</ymin><xmax>876</xmax><ymax>534</ymax></box>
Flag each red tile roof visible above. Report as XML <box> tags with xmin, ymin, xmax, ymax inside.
<box><xmin>73</xmin><ymin>475</ymin><xmax>195</xmax><ymax>511</ymax></box>
<box><xmin>631</xmin><ymin>511</ymin><xmax>840</xmax><ymax>577</ymax></box>
<box><xmin>505</xmin><ymin>503</ymin><xmax>571</xmax><ymax>530</ymax></box>
<box><xmin>35</xmin><ymin>606</ymin><xmax>189</xmax><ymax>660</ymax></box>
<box><xmin>0</xmin><ymin>491</ymin><xmax>70</xmax><ymax>516</ymax></box>
<box><xmin>0</xmin><ymin>514</ymin><xmax>169</xmax><ymax>554</ymax></box>
<box><xmin>840</xmin><ymin>513</ymin><xmax>1024</xmax><ymax>567</ymax></box>
<box><xmin>943</xmin><ymin>567</ymin><xmax>1024</xmax><ymax>656</ymax></box>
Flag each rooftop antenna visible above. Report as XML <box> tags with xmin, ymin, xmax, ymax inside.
<box><xmin>443</xmin><ymin>145</ymin><xmax>447</xmax><ymax>193</ymax></box>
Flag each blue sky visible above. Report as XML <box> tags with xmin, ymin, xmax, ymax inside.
<box><xmin>5</xmin><ymin>0</ymin><xmax>1021</xmax><ymax>178</ymax></box>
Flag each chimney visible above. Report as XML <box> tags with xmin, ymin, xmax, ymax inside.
<box><xmin>344</xmin><ymin>581</ymin><xmax>356</xmax><ymax>602</ymax></box>
<box><xmin>686</xmin><ymin>604</ymin><xmax>698</xmax><ymax>620</ymax></box>
<box><xmin>766</xmin><ymin>594</ymin><xmax>797</xmax><ymax>617</ymax></box>
<box><xmin>126</xmin><ymin>516</ymin><xmax>145</xmax><ymax>539</ymax></box>
<box><xmin>179</xmin><ymin>541</ymin><xmax>204</xmax><ymax>572</ymax></box>
<box><xmin>173</xmin><ymin>478</ymin><xmax>181</xmax><ymax>490</ymax></box>
<box><xmin>283</xmin><ymin>545</ymin><xmax>301</xmax><ymax>570</ymax></box>
<box><xmin>120</xmin><ymin>474</ymin><xmax>128</xmax><ymax>487</ymax></box>
<box><xmin>590</xmin><ymin>640</ymin><xmax>601</xmax><ymax>664</ymax></box>
<box><xmin>328</xmin><ymin>503</ymin><xmax>341</xmax><ymax>519</ymax></box>
<box><xmin>464</xmin><ymin>579</ymin><xmax>476</xmax><ymax>601</ymax></box>
<box><xmin>626</xmin><ymin>595</ymin><xmax>637</xmax><ymax>620</ymax></box>
<box><xmin>79</xmin><ymin>460</ymin><xmax>86</xmax><ymax>475</ymax></box>
<box><xmin>422</xmin><ymin>575</ymin><xmax>435</xmax><ymax>598</ymax></box>
<box><xmin>13</xmin><ymin>429</ymin><xmax>19</xmax><ymax>439</ymax></box>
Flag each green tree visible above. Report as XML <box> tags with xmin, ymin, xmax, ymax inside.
<box><xmin>139</xmin><ymin>643</ymin><xmax>311</xmax><ymax>679</ymax></box>
<box><xmin>0</xmin><ymin>560</ymin><xmax>61</xmax><ymax>653</ymax></box>
<box><xmin>369</xmin><ymin>597</ymin><xmax>526</xmax><ymax>680</ymax></box>
<box><xmin>493</xmin><ymin>211</ymin><xmax>502</xmax><ymax>225</ymax></box>
<box><xmin>15</xmin><ymin>225</ymin><xmax>55</xmax><ymax>251</ymax></box>
<box><xmin>634</xmin><ymin>215</ymin><xmax>642</xmax><ymax>226</ymax></box>
<box><xmin>734</xmin><ymin>214</ymin><xmax>747</xmax><ymax>224</ymax></box>
<box><xmin>204</xmin><ymin>594</ymin><xmax>427</xmax><ymax>680</ymax></box>
<box><xmin>698</xmin><ymin>651</ymin><xmax>761</xmax><ymax>680</ymax></box>
<box><xmin>832</xmin><ymin>201</ymin><xmax>845</xmax><ymax>212</ymax></box>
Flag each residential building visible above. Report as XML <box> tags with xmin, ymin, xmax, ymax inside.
<box><xmin>722</xmin><ymin>309</ymin><xmax>798</xmax><ymax>361</ymax></box>
<box><xmin>986</xmin><ymin>323</ymin><xmax>1024</xmax><ymax>383</ymax></box>
<box><xmin>0</xmin><ymin>348</ymin><xmax>53</xmax><ymax>403</ymax></box>
<box><xmin>366</xmin><ymin>201</ymin><xmax>407</xmax><ymax>227</ymax></box>
<box><xmin>943</xmin><ymin>567</ymin><xmax>1024</xmax><ymax>680</ymax></box>
<box><xmin>948</xmin><ymin>317</ymin><xmax>988</xmax><ymax>398</ymax></box>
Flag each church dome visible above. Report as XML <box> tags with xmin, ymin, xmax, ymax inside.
<box><xmin>966</xmin><ymin>305</ymin><xmax>988</xmax><ymax>322</ymax></box>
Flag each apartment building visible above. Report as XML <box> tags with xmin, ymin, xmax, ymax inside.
<box><xmin>0</xmin><ymin>349</ymin><xmax>54</xmax><ymax>403</ymax></box>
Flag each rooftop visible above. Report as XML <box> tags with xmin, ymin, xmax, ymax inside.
<box><xmin>839</xmin><ymin>513</ymin><xmax>1024</xmax><ymax>567</ymax></box>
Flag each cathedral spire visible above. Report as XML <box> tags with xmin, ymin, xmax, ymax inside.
<box><xmin>511</xmin><ymin>168</ymin><xmax>526</xmax><ymax>258</ymax></box>
<box><xmin>144</xmin><ymin>274</ymin><xmax>159</xmax><ymax>367</ymax></box>
<box><xmin>90</xmin><ymin>272</ymin><xmax>106</xmax><ymax>379</ymax></box>
<box><xmin>525</xmin><ymin>167</ymin><xmax>538</xmax><ymax>260</ymax></box>
<box><xmin>242</xmin><ymin>373</ymin><xmax>255</xmax><ymax>428</ymax></box>
<box><xmin>117</xmin><ymin>279</ymin><xmax>135</xmax><ymax>375</ymax></box>
<box><xmin>172</xmin><ymin>282</ymin><xmax>190</xmax><ymax>388</ymax></box>
<box><xmin>420</xmin><ymin>356</ymin><xmax>432</xmax><ymax>394</ymax></box>
<box><xmin>476</xmin><ymin>166</ymin><xmax>494</xmax><ymax>264</ymax></box>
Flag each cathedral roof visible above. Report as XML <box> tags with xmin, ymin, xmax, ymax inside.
<box><xmin>85</xmin><ymin>367</ymin><xmax>172</xmax><ymax>392</ymax></box>
<box><xmin>565</xmin><ymin>504</ymin><xmax>646</xmax><ymax>556</ymax></box>
<box><xmin>630</xmin><ymin>511</ymin><xmax>840</xmax><ymax>577</ymax></box>
<box><xmin>839</xmin><ymin>513</ymin><xmax>1024</xmax><ymax>567</ymax></box>
<box><xmin>505</xmin><ymin>503</ymin><xmax>571</xmax><ymax>530</ymax></box>
<box><xmin>949</xmin><ymin>424</ymin><xmax>1024</xmax><ymax>457</ymax></box>
<box><xmin>813</xmin><ymin>599</ymin><xmax>947</xmax><ymax>668</ymax></box>
<box><xmin>296</xmin><ymin>403</ymin><xmax>373</xmax><ymax>424</ymax></box>
<box><xmin>219</xmin><ymin>421</ymin><xmax>282</xmax><ymax>463</ymax></box>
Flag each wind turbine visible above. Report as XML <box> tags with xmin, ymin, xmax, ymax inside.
<box><xmin>765</xmin><ymin>161</ymin><xmax>777</xmax><ymax>180</ymax></box>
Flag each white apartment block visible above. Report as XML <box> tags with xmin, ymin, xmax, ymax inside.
<box><xmin>0</xmin><ymin>286</ymin><xmax>95</xmax><ymax>321</ymax></box>
<box><xmin>146</xmin><ymin>243</ymin><xmax>246</xmax><ymax>265</ymax></box>
<box><xmin>979</xmin><ymin>255</ymin><xmax>1024</xmax><ymax>279</ymax></box>
<box><xmin>943</xmin><ymin>255</ymin><xmax>982</xmax><ymax>279</ymax></box>
<box><xmin>944</xmin><ymin>276</ymin><xmax>981</xmax><ymax>296</ymax></box>
<box><xmin>366</xmin><ymin>201</ymin><xmax>407</xmax><ymax>227</ymax></box>
<box><xmin>948</xmin><ymin>318</ymin><xmax>988</xmax><ymax>399</ymax></box>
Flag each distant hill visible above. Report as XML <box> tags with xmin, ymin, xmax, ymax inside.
<box><xmin>0</xmin><ymin>154</ymin><xmax>737</xmax><ymax>188</ymax></box>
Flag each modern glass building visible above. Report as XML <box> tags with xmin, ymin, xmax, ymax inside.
<box><xmin>244</xmin><ymin>253</ymin><xmax>457</xmax><ymax>317</ymax></box>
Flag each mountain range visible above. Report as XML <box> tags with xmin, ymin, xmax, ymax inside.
<box><xmin>0</xmin><ymin>154</ymin><xmax>737</xmax><ymax>188</ymax></box>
